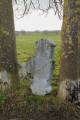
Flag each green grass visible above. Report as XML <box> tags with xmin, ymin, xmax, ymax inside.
<box><xmin>13</xmin><ymin>33</ymin><xmax>61</xmax><ymax>114</ymax></box>
<box><xmin>0</xmin><ymin>93</ymin><xmax>8</xmax><ymax>106</ymax></box>
<box><xmin>0</xmin><ymin>60</ymin><xmax>80</xmax><ymax>120</ymax></box>
<box><xmin>16</xmin><ymin>33</ymin><xmax>61</xmax><ymax>80</ymax></box>
<box><xmin>0</xmin><ymin>33</ymin><xmax>80</xmax><ymax>120</ymax></box>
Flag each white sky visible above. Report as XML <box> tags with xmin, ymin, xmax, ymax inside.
<box><xmin>14</xmin><ymin>10</ymin><xmax>62</xmax><ymax>31</ymax></box>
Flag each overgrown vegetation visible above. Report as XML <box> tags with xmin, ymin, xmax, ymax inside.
<box><xmin>0</xmin><ymin>93</ymin><xmax>8</xmax><ymax>106</ymax></box>
<box><xmin>0</xmin><ymin>78</ymin><xmax>80</xmax><ymax>120</ymax></box>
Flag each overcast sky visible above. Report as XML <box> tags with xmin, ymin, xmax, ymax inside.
<box><xmin>14</xmin><ymin>10</ymin><xmax>62</xmax><ymax>31</ymax></box>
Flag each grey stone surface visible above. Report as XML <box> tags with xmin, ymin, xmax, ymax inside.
<box><xmin>26</xmin><ymin>39</ymin><xmax>57</xmax><ymax>95</ymax></box>
<box><xmin>67</xmin><ymin>80</ymin><xmax>80</xmax><ymax>103</ymax></box>
<box><xmin>18</xmin><ymin>62</ymin><xmax>27</xmax><ymax>79</ymax></box>
<box><xmin>26</xmin><ymin>57</ymin><xmax>35</xmax><ymax>75</ymax></box>
<box><xmin>78</xmin><ymin>80</ymin><xmax>80</xmax><ymax>102</ymax></box>
<box><xmin>0</xmin><ymin>70</ymin><xmax>11</xmax><ymax>90</ymax></box>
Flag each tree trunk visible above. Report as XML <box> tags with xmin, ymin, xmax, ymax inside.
<box><xmin>58</xmin><ymin>0</ymin><xmax>80</xmax><ymax>103</ymax></box>
<box><xmin>0</xmin><ymin>0</ymin><xmax>19</xmax><ymax>90</ymax></box>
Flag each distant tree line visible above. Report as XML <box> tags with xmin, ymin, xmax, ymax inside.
<box><xmin>15</xmin><ymin>30</ymin><xmax>61</xmax><ymax>36</ymax></box>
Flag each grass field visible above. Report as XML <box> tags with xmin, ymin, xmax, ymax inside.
<box><xmin>16</xmin><ymin>33</ymin><xmax>61</xmax><ymax>80</ymax></box>
<box><xmin>0</xmin><ymin>33</ymin><xmax>80</xmax><ymax>120</ymax></box>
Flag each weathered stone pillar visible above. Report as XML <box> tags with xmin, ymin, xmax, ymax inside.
<box><xmin>26</xmin><ymin>39</ymin><xmax>57</xmax><ymax>95</ymax></box>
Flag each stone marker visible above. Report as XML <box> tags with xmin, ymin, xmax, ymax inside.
<box><xmin>26</xmin><ymin>57</ymin><xmax>35</xmax><ymax>80</ymax></box>
<box><xmin>0</xmin><ymin>70</ymin><xmax>11</xmax><ymax>90</ymax></box>
<box><xmin>18</xmin><ymin>62</ymin><xmax>27</xmax><ymax>79</ymax></box>
<box><xmin>26</xmin><ymin>39</ymin><xmax>57</xmax><ymax>95</ymax></box>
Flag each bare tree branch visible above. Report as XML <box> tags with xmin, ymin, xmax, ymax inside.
<box><xmin>13</xmin><ymin>0</ymin><xmax>63</xmax><ymax>19</ymax></box>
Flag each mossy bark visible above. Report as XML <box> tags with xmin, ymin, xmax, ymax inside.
<box><xmin>0</xmin><ymin>0</ymin><xmax>19</xmax><ymax>90</ymax></box>
<box><xmin>58</xmin><ymin>0</ymin><xmax>80</xmax><ymax>102</ymax></box>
